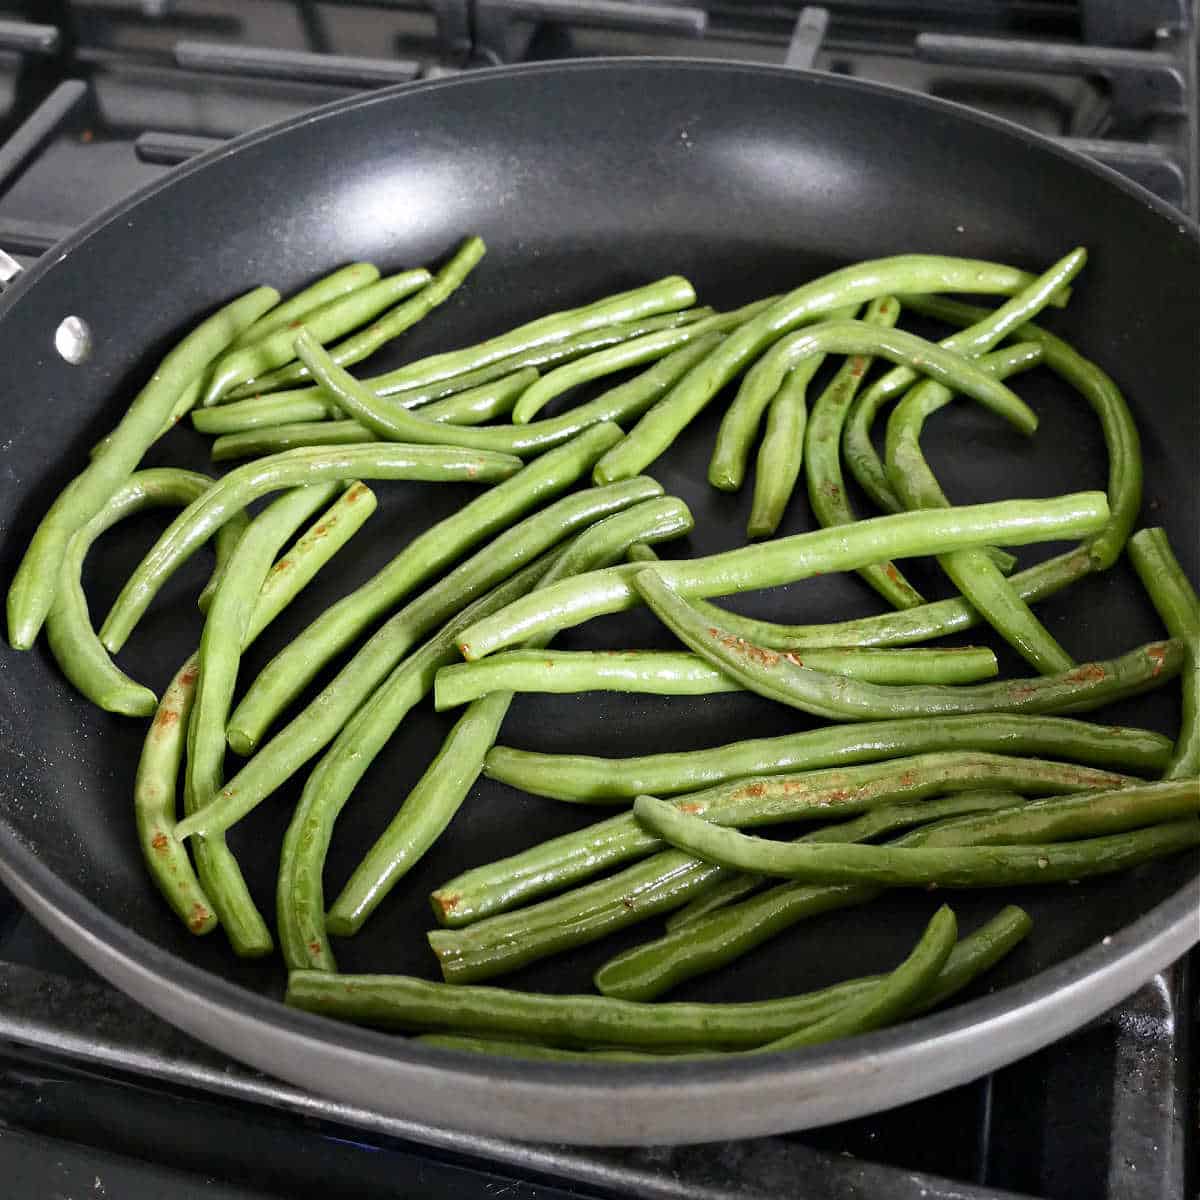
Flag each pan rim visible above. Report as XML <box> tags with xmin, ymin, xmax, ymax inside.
<box><xmin>0</xmin><ymin>57</ymin><xmax>1196</xmax><ymax>1145</ymax></box>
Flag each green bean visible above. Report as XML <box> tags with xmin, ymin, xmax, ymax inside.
<box><xmin>223</xmin><ymin>238</ymin><xmax>485</xmax><ymax>396</ymax></box>
<box><xmin>842</xmin><ymin>249</ymin><xmax>1085</xmax><ymax>514</ymax></box>
<box><xmin>7</xmin><ymin>284</ymin><xmax>279</xmax><ymax>649</ymax></box>
<box><xmin>195</xmin><ymin>366</ymin><xmax>538</xmax><ymax>437</ymax></box>
<box><xmin>881</xmin><ymin>340</ymin><xmax>1043</xmax><ymax>504</ymax></box>
<box><xmin>228</xmin><ymin>263</ymin><xmax>381</xmax><ymax>351</ymax></box>
<box><xmin>802</xmin><ymin>296</ymin><xmax>913</xmax><ymax>602</ymax></box>
<box><xmin>137</xmin><ymin>659</ymin><xmax>214</xmax><ymax>935</ymax></box>
<box><xmin>211</xmin><ymin>421</ymin><xmax>369</xmax><ymax>461</ymax></box>
<box><xmin>184</xmin><ymin>480</ymin><xmax>664</xmax><ymax>840</ymax></box>
<box><xmin>633</xmin><ymin>568</ymin><xmax>1180</xmax><ymax>723</ymax></box>
<box><xmin>633</xmin><ymin>794</ymin><xmax>1200</xmax><ymax>888</ymax></box>
<box><xmin>277</xmin><ymin>552</ymin><xmax>562</xmax><ymax>972</ymax></box>
<box><xmin>202</xmin><ymin>269</ymin><xmax>432</xmax><ymax>405</ymax></box>
<box><xmin>46</xmin><ymin>469</ymin><xmax>218</xmax><ymax>715</ymax></box>
<box><xmin>745</xmin><ymin>304</ymin><xmax>873</xmax><ymax>540</ymax></box>
<box><xmin>510</xmin><ymin>301</ymin><xmax>770</xmax><ymax>424</ymax></box>
<box><xmin>435</xmin><ymin>644</ymin><xmax>999</xmax><ymax>710</ymax></box>
<box><xmin>762</xmin><ymin>905</ymin><xmax>958</xmax><ymax>1052</ymax></box>
<box><xmin>186</xmin><ymin>484</ymin><xmax>346</xmax><ymax>956</ymax></box>
<box><xmin>708</xmin><ymin>304</ymin><xmax>859</xmax><ymax>494</ymax></box>
<box><xmin>884</xmin><ymin>343</ymin><xmax>1076</xmax><ymax>674</ymax></box>
<box><xmin>1128</xmin><ymin>527</ymin><xmax>1200</xmax><ymax>780</ymax></box>
<box><xmin>284</xmin><ymin>958</ymin><xmax>897</xmax><ymax>1048</ymax></box>
<box><xmin>430</xmin><ymin>751</ymin><xmax>1130</xmax><ymax>929</ymax></box>
<box><xmin>483</xmin><ymin>713</ymin><xmax>1172</xmax><ymax>805</ymax></box>
<box><xmin>241</xmin><ymin>268</ymin><xmax>695</xmax><ymax>398</ymax></box>
<box><xmin>600</xmin><ymin>877</ymin><xmax>873</xmax><ymax>1000</ymax></box>
<box><xmin>99</xmin><ymin>442</ymin><xmax>520</xmax><ymax>653</ymax></box>
<box><xmin>743</xmin><ymin>370</ymin><xmax>809</xmax><ymax>539</ymax></box>
<box><xmin>456</xmin><ymin>494</ymin><xmax>1109</xmax><ymax>661</ymax></box>
<box><xmin>677</xmin><ymin>546</ymin><xmax>1093</xmax><ymax>654</ymax></box>
<box><xmin>247</xmin><ymin>483</ymin><xmax>378</xmax><ymax>639</ymax></box>
<box><xmin>196</xmin><ymin>513</ymin><xmax>251</xmax><ymax>618</ymax></box>
<box><xmin>667</xmin><ymin>792</ymin><xmax>1027</xmax><ymax>929</ymax></box>
<box><xmin>292</xmin><ymin>904</ymin><xmax>1027</xmax><ymax>1052</ymax></box>
<box><xmin>898</xmin><ymin>293</ymin><xmax>1142</xmax><ymax>570</ymax></box>
<box><xmin>587</xmin><ymin>256</ymin><xmax>1059</xmax><ymax>482</ymax></box>
<box><xmin>324</xmin><ymin>496</ymin><xmax>696</xmax><ymax>939</ymax></box>
<box><xmin>138</xmin><ymin>483</ymin><xmax>375</xmax><ymax>939</ymax></box>
<box><xmin>914</xmin><ymin>779</ymin><xmax>1200</xmax><ymax>847</ymax></box>
<box><xmin>226</xmin><ymin>423</ymin><xmax>632</xmax><ymax>754</ymax></box>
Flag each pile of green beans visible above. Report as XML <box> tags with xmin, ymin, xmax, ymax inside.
<box><xmin>429</xmin><ymin>752</ymin><xmax>1134</xmax><ymax>934</ymax></box>
<box><xmin>11</xmin><ymin>239</ymin><xmax>1198</xmax><ymax>1072</ymax></box>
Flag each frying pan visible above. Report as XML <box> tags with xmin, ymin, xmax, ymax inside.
<box><xmin>0</xmin><ymin>60</ymin><xmax>1196</xmax><ymax>1146</ymax></box>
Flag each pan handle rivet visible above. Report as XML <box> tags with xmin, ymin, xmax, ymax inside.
<box><xmin>54</xmin><ymin>316</ymin><xmax>92</xmax><ymax>365</ymax></box>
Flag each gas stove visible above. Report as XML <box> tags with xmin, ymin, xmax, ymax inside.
<box><xmin>0</xmin><ymin>3</ymin><xmax>1195</xmax><ymax>1197</ymax></box>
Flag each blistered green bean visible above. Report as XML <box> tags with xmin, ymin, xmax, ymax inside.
<box><xmin>596</xmin><ymin>779</ymin><xmax>1188</xmax><ymax>1000</ymax></box>
<box><xmin>633</xmin><ymin>795</ymin><xmax>1200</xmax><ymax>887</ymax></box>
<box><xmin>674</xmin><ymin>546</ymin><xmax>1093</xmax><ymax>654</ymax></box>
<box><xmin>435</xmin><ymin>645</ymin><xmax>998</xmax><ymax>710</ymax></box>
<box><xmin>667</xmin><ymin>792</ymin><xmax>1027</xmax><ymax>929</ymax></box>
